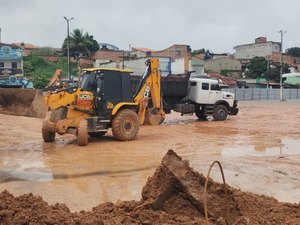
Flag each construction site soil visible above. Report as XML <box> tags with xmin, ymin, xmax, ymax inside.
<box><xmin>0</xmin><ymin>89</ymin><xmax>46</xmax><ymax>118</ymax></box>
<box><xmin>0</xmin><ymin>101</ymin><xmax>300</xmax><ymax>224</ymax></box>
<box><xmin>1</xmin><ymin>150</ymin><xmax>299</xmax><ymax>225</ymax></box>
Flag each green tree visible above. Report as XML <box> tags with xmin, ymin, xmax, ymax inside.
<box><xmin>286</xmin><ymin>47</ymin><xmax>300</xmax><ymax>57</ymax></box>
<box><xmin>245</xmin><ymin>57</ymin><xmax>290</xmax><ymax>81</ymax></box>
<box><xmin>33</xmin><ymin>74</ymin><xmax>49</xmax><ymax>89</ymax></box>
<box><xmin>245</xmin><ymin>57</ymin><xmax>267</xmax><ymax>79</ymax></box>
<box><xmin>23</xmin><ymin>61</ymin><xmax>34</xmax><ymax>77</ymax></box>
<box><xmin>23</xmin><ymin>54</ymin><xmax>78</xmax><ymax>89</ymax></box>
<box><xmin>62</xmin><ymin>29</ymin><xmax>99</xmax><ymax>57</ymax></box>
<box><xmin>30</xmin><ymin>47</ymin><xmax>57</xmax><ymax>56</ymax></box>
<box><xmin>192</xmin><ymin>48</ymin><xmax>205</xmax><ymax>56</ymax></box>
<box><xmin>220</xmin><ymin>70</ymin><xmax>230</xmax><ymax>76</ymax></box>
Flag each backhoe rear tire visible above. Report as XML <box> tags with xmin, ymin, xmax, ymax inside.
<box><xmin>42</xmin><ymin>119</ymin><xmax>55</xmax><ymax>142</ymax></box>
<box><xmin>112</xmin><ymin>109</ymin><xmax>139</xmax><ymax>141</ymax></box>
<box><xmin>78</xmin><ymin>119</ymin><xmax>88</xmax><ymax>146</ymax></box>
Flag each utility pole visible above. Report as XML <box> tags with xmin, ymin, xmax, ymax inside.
<box><xmin>64</xmin><ymin>17</ymin><xmax>74</xmax><ymax>80</ymax></box>
<box><xmin>0</xmin><ymin>27</ymin><xmax>2</xmax><ymax>43</ymax></box>
<box><xmin>122</xmin><ymin>50</ymin><xmax>125</xmax><ymax>69</ymax></box>
<box><xmin>279</xmin><ymin>30</ymin><xmax>287</xmax><ymax>101</ymax></box>
<box><xmin>266</xmin><ymin>58</ymin><xmax>269</xmax><ymax>89</ymax></box>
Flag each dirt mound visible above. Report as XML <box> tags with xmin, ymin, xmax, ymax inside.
<box><xmin>0</xmin><ymin>88</ymin><xmax>47</xmax><ymax>118</ymax></box>
<box><xmin>0</xmin><ymin>150</ymin><xmax>299</xmax><ymax>225</ymax></box>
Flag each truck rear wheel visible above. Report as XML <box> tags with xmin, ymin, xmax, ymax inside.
<box><xmin>213</xmin><ymin>105</ymin><xmax>228</xmax><ymax>121</ymax></box>
<box><xmin>112</xmin><ymin>109</ymin><xmax>139</xmax><ymax>141</ymax></box>
<box><xmin>42</xmin><ymin>119</ymin><xmax>55</xmax><ymax>142</ymax></box>
<box><xmin>78</xmin><ymin>119</ymin><xmax>88</xmax><ymax>146</ymax></box>
<box><xmin>195</xmin><ymin>109</ymin><xmax>207</xmax><ymax>120</ymax></box>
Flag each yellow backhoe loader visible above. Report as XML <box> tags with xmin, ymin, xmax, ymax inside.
<box><xmin>42</xmin><ymin>57</ymin><xmax>165</xmax><ymax>146</ymax></box>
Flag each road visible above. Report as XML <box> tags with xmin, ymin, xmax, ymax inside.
<box><xmin>0</xmin><ymin>101</ymin><xmax>299</xmax><ymax>211</ymax></box>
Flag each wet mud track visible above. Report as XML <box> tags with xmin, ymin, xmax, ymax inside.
<box><xmin>0</xmin><ymin>101</ymin><xmax>299</xmax><ymax>212</ymax></box>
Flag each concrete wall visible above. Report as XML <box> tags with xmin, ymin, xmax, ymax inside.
<box><xmin>204</xmin><ymin>58</ymin><xmax>241</xmax><ymax>76</ymax></box>
<box><xmin>190</xmin><ymin>59</ymin><xmax>205</xmax><ymax>75</ymax></box>
<box><xmin>171</xmin><ymin>57</ymin><xmax>185</xmax><ymax>74</ymax></box>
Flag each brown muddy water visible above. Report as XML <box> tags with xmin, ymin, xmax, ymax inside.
<box><xmin>0</xmin><ymin>101</ymin><xmax>299</xmax><ymax>211</ymax></box>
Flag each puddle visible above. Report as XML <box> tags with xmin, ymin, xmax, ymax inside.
<box><xmin>222</xmin><ymin>137</ymin><xmax>300</xmax><ymax>157</ymax></box>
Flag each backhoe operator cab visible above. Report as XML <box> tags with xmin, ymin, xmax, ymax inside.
<box><xmin>80</xmin><ymin>68</ymin><xmax>134</xmax><ymax>118</ymax></box>
<box><xmin>42</xmin><ymin>58</ymin><xmax>164</xmax><ymax>146</ymax></box>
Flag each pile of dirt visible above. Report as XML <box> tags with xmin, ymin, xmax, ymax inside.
<box><xmin>0</xmin><ymin>150</ymin><xmax>299</xmax><ymax>225</ymax></box>
<box><xmin>0</xmin><ymin>89</ymin><xmax>47</xmax><ymax>118</ymax></box>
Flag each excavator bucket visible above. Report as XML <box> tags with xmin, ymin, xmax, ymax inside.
<box><xmin>0</xmin><ymin>88</ymin><xmax>47</xmax><ymax>118</ymax></box>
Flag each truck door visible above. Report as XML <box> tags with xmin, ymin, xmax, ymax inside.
<box><xmin>208</xmin><ymin>83</ymin><xmax>222</xmax><ymax>104</ymax></box>
<box><xmin>198</xmin><ymin>82</ymin><xmax>210</xmax><ymax>104</ymax></box>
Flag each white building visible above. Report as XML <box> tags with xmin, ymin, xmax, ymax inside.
<box><xmin>234</xmin><ymin>37</ymin><xmax>281</xmax><ymax>60</ymax></box>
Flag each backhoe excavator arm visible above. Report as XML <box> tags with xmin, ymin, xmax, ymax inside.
<box><xmin>46</xmin><ymin>69</ymin><xmax>63</xmax><ymax>88</ymax></box>
<box><xmin>133</xmin><ymin>58</ymin><xmax>165</xmax><ymax>125</ymax></box>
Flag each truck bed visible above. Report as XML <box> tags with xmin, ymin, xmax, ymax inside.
<box><xmin>131</xmin><ymin>72</ymin><xmax>191</xmax><ymax>113</ymax></box>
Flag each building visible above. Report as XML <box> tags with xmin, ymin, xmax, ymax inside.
<box><xmin>99</xmin><ymin>43</ymin><xmax>119</xmax><ymax>51</ymax></box>
<box><xmin>268</xmin><ymin>52</ymin><xmax>300</xmax><ymax>71</ymax></box>
<box><xmin>92</xmin><ymin>44</ymin><xmax>205</xmax><ymax>76</ymax></box>
<box><xmin>282</xmin><ymin>72</ymin><xmax>300</xmax><ymax>87</ymax></box>
<box><xmin>93</xmin><ymin>50</ymin><xmax>136</xmax><ymax>68</ymax></box>
<box><xmin>13</xmin><ymin>42</ymin><xmax>38</xmax><ymax>56</ymax></box>
<box><xmin>0</xmin><ymin>43</ymin><xmax>23</xmax><ymax>76</ymax></box>
<box><xmin>234</xmin><ymin>37</ymin><xmax>281</xmax><ymax>60</ymax></box>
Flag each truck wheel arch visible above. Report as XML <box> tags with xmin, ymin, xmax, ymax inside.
<box><xmin>214</xmin><ymin>100</ymin><xmax>230</xmax><ymax>110</ymax></box>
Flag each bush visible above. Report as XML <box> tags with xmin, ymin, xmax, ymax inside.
<box><xmin>23</xmin><ymin>55</ymin><xmax>78</xmax><ymax>89</ymax></box>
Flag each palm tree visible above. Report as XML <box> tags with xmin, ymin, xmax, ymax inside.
<box><xmin>62</xmin><ymin>29</ymin><xmax>99</xmax><ymax>58</ymax></box>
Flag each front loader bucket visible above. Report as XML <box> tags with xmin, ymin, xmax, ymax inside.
<box><xmin>0</xmin><ymin>88</ymin><xmax>47</xmax><ymax>118</ymax></box>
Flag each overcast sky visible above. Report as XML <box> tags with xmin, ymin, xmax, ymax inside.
<box><xmin>0</xmin><ymin>0</ymin><xmax>298</xmax><ymax>53</ymax></box>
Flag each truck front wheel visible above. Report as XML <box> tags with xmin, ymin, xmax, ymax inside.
<box><xmin>213</xmin><ymin>105</ymin><xmax>228</xmax><ymax>121</ymax></box>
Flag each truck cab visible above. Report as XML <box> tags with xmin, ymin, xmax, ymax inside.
<box><xmin>172</xmin><ymin>77</ymin><xmax>238</xmax><ymax>121</ymax></box>
<box><xmin>188</xmin><ymin>78</ymin><xmax>235</xmax><ymax>106</ymax></box>
<box><xmin>188</xmin><ymin>77</ymin><xmax>238</xmax><ymax>121</ymax></box>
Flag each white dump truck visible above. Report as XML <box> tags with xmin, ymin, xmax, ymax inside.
<box><xmin>172</xmin><ymin>77</ymin><xmax>238</xmax><ymax>121</ymax></box>
<box><xmin>132</xmin><ymin>73</ymin><xmax>238</xmax><ymax>121</ymax></box>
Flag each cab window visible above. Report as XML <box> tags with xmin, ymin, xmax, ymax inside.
<box><xmin>211</xmin><ymin>83</ymin><xmax>221</xmax><ymax>91</ymax></box>
<box><xmin>202</xmin><ymin>83</ymin><xmax>209</xmax><ymax>90</ymax></box>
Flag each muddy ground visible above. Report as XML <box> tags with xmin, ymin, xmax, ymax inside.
<box><xmin>0</xmin><ymin>101</ymin><xmax>300</xmax><ymax>224</ymax></box>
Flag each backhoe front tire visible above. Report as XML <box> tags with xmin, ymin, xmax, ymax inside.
<box><xmin>42</xmin><ymin>120</ymin><xmax>55</xmax><ymax>142</ymax></box>
<box><xmin>213</xmin><ymin>105</ymin><xmax>228</xmax><ymax>121</ymax></box>
<box><xmin>112</xmin><ymin>109</ymin><xmax>139</xmax><ymax>141</ymax></box>
<box><xmin>78</xmin><ymin>119</ymin><xmax>88</xmax><ymax>146</ymax></box>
